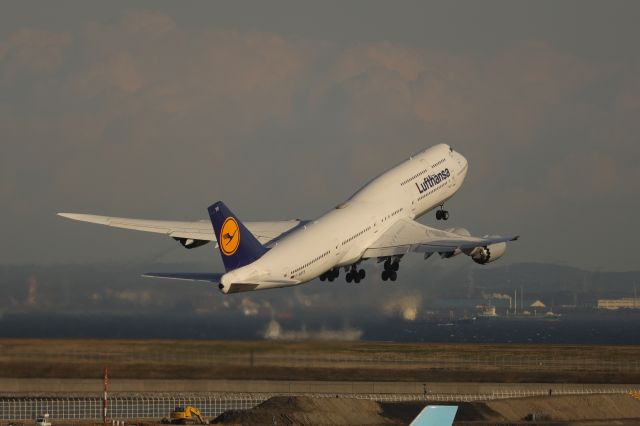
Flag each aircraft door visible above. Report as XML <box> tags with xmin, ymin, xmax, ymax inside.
<box><xmin>333</xmin><ymin>237</ymin><xmax>342</xmax><ymax>258</ymax></box>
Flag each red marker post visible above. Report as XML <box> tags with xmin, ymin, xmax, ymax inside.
<box><xmin>103</xmin><ymin>367</ymin><xmax>109</xmax><ymax>425</ymax></box>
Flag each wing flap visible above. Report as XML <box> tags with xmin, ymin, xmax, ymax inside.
<box><xmin>364</xmin><ymin>245</ymin><xmax>414</xmax><ymax>257</ymax></box>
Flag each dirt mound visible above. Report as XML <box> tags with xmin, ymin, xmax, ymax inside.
<box><xmin>378</xmin><ymin>394</ymin><xmax>640</xmax><ymax>423</ymax></box>
<box><xmin>486</xmin><ymin>393</ymin><xmax>640</xmax><ymax>422</ymax></box>
<box><xmin>212</xmin><ymin>395</ymin><xmax>396</xmax><ymax>425</ymax></box>
<box><xmin>213</xmin><ymin>394</ymin><xmax>640</xmax><ymax>425</ymax></box>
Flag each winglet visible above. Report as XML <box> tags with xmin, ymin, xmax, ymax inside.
<box><xmin>208</xmin><ymin>201</ymin><xmax>267</xmax><ymax>272</ymax></box>
<box><xmin>57</xmin><ymin>213</ymin><xmax>111</xmax><ymax>225</ymax></box>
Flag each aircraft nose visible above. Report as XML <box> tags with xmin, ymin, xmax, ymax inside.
<box><xmin>455</xmin><ymin>152</ymin><xmax>468</xmax><ymax>179</ymax></box>
<box><xmin>459</xmin><ymin>152</ymin><xmax>468</xmax><ymax>168</ymax></box>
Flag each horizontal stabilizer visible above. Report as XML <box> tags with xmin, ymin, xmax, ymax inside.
<box><xmin>142</xmin><ymin>272</ymin><xmax>223</xmax><ymax>283</ymax></box>
<box><xmin>227</xmin><ymin>283</ymin><xmax>260</xmax><ymax>293</ymax></box>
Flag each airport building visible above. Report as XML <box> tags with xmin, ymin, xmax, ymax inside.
<box><xmin>597</xmin><ymin>298</ymin><xmax>640</xmax><ymax>310</ymax></box>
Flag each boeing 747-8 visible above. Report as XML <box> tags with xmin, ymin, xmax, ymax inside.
<box><xmin>59</xmin><ymin>144</ymin><xmax>518</xmax><ymax>294</ymax></box>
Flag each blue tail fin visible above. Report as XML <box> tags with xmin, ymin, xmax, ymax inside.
<box><xmin>208</xmin><ymin>201</ymin><xmax>268</xmax><ymax>272</ymax></box>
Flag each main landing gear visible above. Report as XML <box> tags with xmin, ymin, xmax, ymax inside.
<box><xmin>436</xmin><ymin>205</ymin><xmax>449</xmax><ymax>221</ymax></box>
<box><xmin>321</xmin><ymin>266</ymin><xmax>365</xmax><ymax>283</ymax></box>
<box><xmin>346</xmin><ymin>264</ymin><xmax>366</xmax><ymax>283</ymax></box>
<box><xmin>319</xmin><ymin>268</ymin><xmax>339</xmax><ymax>282</ymax></box>
<box><xmin>381</xmin><ymin>258</ymin><xmax>399</xmax><ymax>281</ymax></box>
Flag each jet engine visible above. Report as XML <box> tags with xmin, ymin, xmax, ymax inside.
<box><xmin>469</xmin><ymin>242</ymin><xmax>507</xmax><ymax>265</ymax></box>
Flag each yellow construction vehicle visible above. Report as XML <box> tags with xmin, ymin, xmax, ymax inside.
<box><xmin>168</xmin><ymin>406</ymin><xmax>205</xmax><ymax>424</ymax></box>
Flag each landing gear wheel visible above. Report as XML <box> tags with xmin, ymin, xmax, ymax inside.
<box><xmin>381</xmin><ymin>270</ymin><xmax>389</xmax><ymax>281</ymax></box>
<box><xmin>384</xmin><ymin>259</ymin><xmax>391</xmax><ymax>270</ymax></box>
<box><xmin>392</xmin><ymin>262</ymin><xmax>399</xmax><ymax>271</ymax></box>
<box><xmin>436</xmin><ymin>206</ymin><xmax>450</xmax><ymax>220</ymax></box>
<box><xmin>359</xmin><ymin>269</ymin><xmax>365</xmax><ymax>279</ymax></box>
<box><xmin>346</xmin><ymin>273</ymin><xmax>353</xmax><ymax>283</ymax></box>
<box><xmin>390</xmin><ymin>271</ymin><xmax>397</xmax><ymax>281</ymax></box>
<box><xmin>319</xmin><ymin>274</ymin><xmax>326</xmax><ymax>282</ymax></box>
<box><xmin>354</xmin><ymin>276</ymin><xmax>360</xmax><ymax>283</ymax></box>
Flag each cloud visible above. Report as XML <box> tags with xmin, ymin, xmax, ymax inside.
<box><xmin>1</xmin><ymin>7</ymin><xmax>639</xmax><ymax>269</ymax></box>
<box><xmin>546</xmin><ymin>151</ymin><xmax>619</xmax><ymax>199</ymax></box>
<box><xmin>0</xmin><ymin>28</ymin><xmax>71</xmax><ymax>83</ymax></box>
<box><xmin>71</xmin><ymin>10</ymin><xmax>308</xmax><ymax>127</ymax></box>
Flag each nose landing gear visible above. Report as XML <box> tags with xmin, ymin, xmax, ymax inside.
<box><xmin>436</xmin><ymin>205</ymin><xmax>449</xmax><ymax>220</ymax></box>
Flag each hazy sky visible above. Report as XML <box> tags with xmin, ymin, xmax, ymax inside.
<box><xmin>1</xmin><ymin>1</ymin><xmax>639</xmax><ymax>271</ymax></box>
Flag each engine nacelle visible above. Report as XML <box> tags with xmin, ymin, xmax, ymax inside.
<box><xmin>470</xmin><ymin>242</ymin><xmax>507</xmax><ymax>265</ymax></box>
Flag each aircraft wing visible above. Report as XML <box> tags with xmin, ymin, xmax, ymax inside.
<box><xmin>57</xmin><ymin>213</ymin><xmax>303</xmax><ymax>246</ymax></box>
<box><xmin>363</xmin><ymin>218</ymin><xmax>518</xmax><ymax>258</ymax></box>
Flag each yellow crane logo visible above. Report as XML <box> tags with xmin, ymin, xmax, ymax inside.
<box><xmin>219</xmin><ymin>217</ymin><xmax>240</xmax><ymax>256</ymax></box>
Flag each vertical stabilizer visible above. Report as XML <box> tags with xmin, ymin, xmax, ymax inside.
<box><xmin>208</xmin><ymin>201</ymin><xmax>267</xmax><ymax>272</ymax></box>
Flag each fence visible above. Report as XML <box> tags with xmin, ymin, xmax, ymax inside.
<box><xmin>370</xmin><ymin>387</ymin><xmax>640</xmax><ymax>402</ymax></box>
<box><xmin>2</xmin><ymin>388</ymin><xmax>640</xmax><ymax>421</ymax></box>
<box><xmin>0</xmin><ymin>395</ymin><xmax>266</xmax><ymax>421</ymax></box>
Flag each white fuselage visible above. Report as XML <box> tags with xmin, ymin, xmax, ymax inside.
<box><xmin>220</xmin><ymin>144</ymin><xmax>468</xmax><ymax>292</ymax></box>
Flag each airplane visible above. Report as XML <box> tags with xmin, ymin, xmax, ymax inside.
<box><xmin>58</xmin><ymin>144</ymin><xmax>518</xmax><ymax>294</ymax></box>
